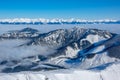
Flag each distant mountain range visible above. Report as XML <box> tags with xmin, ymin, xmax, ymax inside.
<box><xmin>0</xmin><ymin>18</ymin><xmax>120</xmax><ymax>24</ymax></box>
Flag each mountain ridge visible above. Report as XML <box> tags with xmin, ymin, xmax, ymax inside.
<box><xmin>0</xmin><ymin>27</ymin><xmax>120</xmax><ymax>72</ymax></box>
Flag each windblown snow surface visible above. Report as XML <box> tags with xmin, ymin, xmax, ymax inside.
<box><xmin>0</xmin><ymin>62</ymin><xmax>120</xmax><ymax>80</ymax></box>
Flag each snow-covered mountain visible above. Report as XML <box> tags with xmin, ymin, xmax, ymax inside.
<box><xmin>0</xmin><ymin>18</ymin><xmax>120</xmax><ymax>24</ymax></box>
<box><xmin>0</xmin><ymin>27</ymin><xmax>40</xmax><ymax>39</ymax></box>
<box><xmin>0</xmin><ymin>27</ymin><xmax>120</xmax><ymax>73</ymax></box>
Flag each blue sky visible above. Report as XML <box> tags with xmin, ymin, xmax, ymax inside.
<box><xmin>0</xmin><ymin>0</ymin><xmax>120</xmax><ymax>19</ymax></box>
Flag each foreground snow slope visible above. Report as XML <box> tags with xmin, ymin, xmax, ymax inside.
<box><xmin>0</xmin><ymin>62</ymin><xmax>120</xmax><ymax>80</ymax></box>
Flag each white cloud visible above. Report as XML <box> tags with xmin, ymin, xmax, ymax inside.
<box><xmin>0</xmin><ymin>39</ymin><xmax>56</xmax><ymax>61</ymax></box>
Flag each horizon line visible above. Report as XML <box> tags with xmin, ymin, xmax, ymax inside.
<box><xmin>0</xmin><ymin>18</ymin><xmax>119</xmax><ymax>21</ymax></box>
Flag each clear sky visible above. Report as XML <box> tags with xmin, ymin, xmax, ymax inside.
<box><xmin>0</xmin><ymin>0</ymin><xmax>120</xmax><ymax>19</ymax></box>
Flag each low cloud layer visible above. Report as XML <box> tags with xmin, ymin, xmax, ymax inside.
<box><xmin>0</xmin><ymin>40</ymin><xmax>56</xmax><ymax>61</ymax></box>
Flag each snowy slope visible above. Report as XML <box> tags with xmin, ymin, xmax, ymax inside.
<box><xmin>0</xmin><ymin>62</ymin><xmax>120</xmax><ymax>80</ymax></box>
